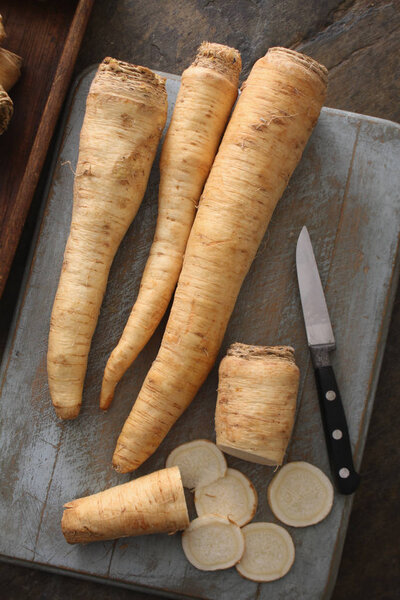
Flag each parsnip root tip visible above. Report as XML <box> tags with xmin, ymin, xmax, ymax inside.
<box><xmin>268</xmin><ymin>461</ymin><xmax>334</xmax><ymax>527</ymax></box>
<box><xmin>166</xmin><ymin>439</ymin><xmax>227</xmax><ymax>490</ymax></box>
<box><xmin>182</xmin><ymin>515</ymin><xmax>244</xmax><ymax>571</ymax></box>
<box><xmin>194</xmin><ymin>468</ymin><xmax>257</xmax><ymax>527</ymax></box>
<box><xmin>236</xmin><ymin>522</ymin><xmax>295</xmax><ymax>582</ymax></box>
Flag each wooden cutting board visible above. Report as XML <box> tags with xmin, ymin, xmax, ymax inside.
<box><xmin>0</xmin><ymin>67</ymin><xmax>399</xmax><ymax>600</ymax></box>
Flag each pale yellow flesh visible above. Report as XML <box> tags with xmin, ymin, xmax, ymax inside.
<box><xmin>236</xmin><ymin>522</ymin><xmax>295</xmax><ymax>582</ymax></box>
<box><xmin>113</xmin><ymin>47</ymin><xmax>327</xmax><ymax>473</ymax></box>
<box><xmin>194</xmin><ymin>468</ymin><xmax>257</xmax><ymax>526</ymax></box>
<box><xmin>100</xmin><ymin>42</ymin><xmax>241</xmax><ymax>409</ymax></box>
<box><xmin>182</xmin><ymin>515</ymin><xmax>244</xmax><ymax>571</ymax></box>
<box><xmin>166</xmin><ymin>439</ymin><xmax>227</xmax><ymax>490</ymax></box>
<box><xmin>268</xmin><ymin>461</ymin><xmax>334</xmax><ymax>527</ymax></box>
<box><xmin>47</xmin><ymin>59</ymin><xmax>167</xmax><ymax>419</ymax></box>
<box><xmin>61</xmin><ymin>466</ymin><xmax>189</xmax><ymax>544</ymax></box>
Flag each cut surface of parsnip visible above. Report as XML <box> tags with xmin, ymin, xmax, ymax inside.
<box><xmin>100</xmin><ymin>42</ymin><xmax>241</xmax><ymax>409</ymax></box>
<box><xmin>216</xmin><ymin>344</ymin><xmax>300</xmax><ymax>466</ymax></box>
<box><xmin>182</xmin><ymin>515</ymin><xmax>244</xmax><ymax>571</ymax></box>
<box><xmin>47</xmin><ymin>58</ymin><xmax>167</xmax><ymax>419</ymax></box>
<box><xmin>166</xmin><ymin>439</ymin><xmax>227</xmax><ymax>490</ymax></box>
<box><xmin>236</xmin><ymin>523</ymin><xmax>295</xmax><ymax>582</ymax></box>
<box><xmin>62</xmin><ymin>466</ymin><xmax>188</xmax><ymax>544</ymax></box>
<box><xmin>194</xmin><ymin>468</ymin><xmax>257</xmax><ymax>527</ymax></box>
<box><xmin>113</xmin><ymin>47</ymin><xmax>327</xmax><ymax>473</ymax></box>
<box><xmin>268</xmin><ymin>461</ymin><xmax>334</xmax><ymax>527</ymax></box>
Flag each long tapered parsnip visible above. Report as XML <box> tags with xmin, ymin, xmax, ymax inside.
<box><xmin>100</xmin><ymin>43</ymin><xmax>241</xmax><ymax>409</ymax></box>
<box><xmin>62</xmin><ymin>466</ymin><xmax>189</xmax><ymax>544</ymax></box>
<box><xmin>47</xmin><ymin>58</ymin><xmax>167</xmax><ymax>419</ymax></box>
<box><xmin>113</xmin><ymin>47</ymin><xmax>327</xmax><ymax>472</ymax></box>
<box><xmin>216</xmin><ymin>344</ymin><xmax>300</xmax><ymax>466</ymax></box>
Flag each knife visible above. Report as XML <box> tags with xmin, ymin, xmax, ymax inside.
<box><xmin>296</xmin><ymin>226</ymin><xmax>360</xmax><ymax>495</ymax></box>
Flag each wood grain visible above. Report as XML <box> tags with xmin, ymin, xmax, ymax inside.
<box><xmin>0</xmin><ymin>68</ymin><xmax>398</xmax><ymax>599</ymax></box>
<box><xmin>0</xmin><ymin>0</ymin><xmax>94</xmax><ymax>298</ymax></box>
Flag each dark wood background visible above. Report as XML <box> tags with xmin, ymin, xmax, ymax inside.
<box><xmin>0</xmin><ymin>1</ymin><xmax>399</xmax><ymax>598</ymax></box>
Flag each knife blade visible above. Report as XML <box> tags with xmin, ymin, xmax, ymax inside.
<box><xmin>296</xmin><ymin>226</ymin><xmax>360</xmax><ymax>495</ymax></box>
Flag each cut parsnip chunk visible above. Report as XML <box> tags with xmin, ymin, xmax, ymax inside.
<box><xmin>194</xmin><ymin>468</ymin><xmax>257</xmax><ymax>526</ymax></box>
<box><xmin>166</xmin><ymin>439</ymin><xmax>227</xmax><ymax>490</ymax></box>
<box><xmin>268</xmin><ymin>461</ymin><xmax>334</xmax><ymax>527</ymax></box>
<box><xmin>236</xmin><ymin>522</ymin><xmax>295</xmax><ymax>582</ymax></box>
<box><xmin>182</xmin><ymin>515</ymin><xmax>244</xmax><ymax>571</ymax></box>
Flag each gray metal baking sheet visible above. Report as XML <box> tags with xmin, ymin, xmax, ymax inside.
<box><xmin>0</xmin><ymin>66</ymin><xmax>399</xmax><ymax>600</ymax></box>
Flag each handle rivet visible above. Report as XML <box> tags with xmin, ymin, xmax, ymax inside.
<box><xmin>339</xmin><ymin>467</ymin><xmax>350</xmax><ymax>479</ymax></box>
<box><xmin>332</xmin><ymin>429</ymin><xmax>343</xmax><ymax>440</ymax></box>
<box><xmin>326</xmin><ymin>390</ymin><xmax>336</xmax><ymax>401</ymax></box>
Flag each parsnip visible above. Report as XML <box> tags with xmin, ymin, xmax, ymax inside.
<box><xmin>0</xmin><ymin>15</ymin><xmax>5</xmax><ymax>44</ymax></box>
<box><xmin>0</xmin><ymin>47</ymin><xmax>22</xmax><ymax>91</ymax></box>
<box><xmin>62</xmin><ymin>466</ymin><xmax>188</xmax><ymax>544</ymax></box>
<box><xmin>113</xmin><ymin>47</ymin><xmax>327</xmax><ymax>472</ymax></box>
<box><xmin>182</xmin><ymin>515</ymin><xmax>244</xmax><ymax>571</ymax></box>
<box><xmin>268</xmin><ymin>461</ymin><xmax>334</xmax><ymax>527</ymax></box>
<box><xmin>166</xmin><ymin>439</ymin><xmax>227</xmax><ymax>490</ymax></box>
<box><xmin>0</xmin><ymin>87</ymin><xmax>12</xmax><ymax>135</ymax></box>
<box><xmin>216</xmin><ymin>344</ymin><xmax>299</xmax><ymax>466</ymax></box>
<box><xmin>100</xmin><ymin>42</ymin><xmax>241</xmax><ymax>409</ymax></box>
<box><xmin>194</xmin><ymin>468</ymin><xmax>257</xmax><ymax>527</ymax></box>
<box><xmin>236</xmin><ymin>523</ymin><xmax>295</xmax><ymax>582</ymax></box>
<box><xmin>0</xmin><ymin>22</ymin><xmax>22</xmax><ymax>135</ymax></box>
<box><xmin>47</xmin><ymin>58</ymin><xmax>167</xmax><ymax>419</ymax></box>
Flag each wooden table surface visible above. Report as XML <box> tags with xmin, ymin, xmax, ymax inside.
<box><xmin>0</xmin><ymin>1</ymin><xmax>399</xmax><ymax>598</ymax></box>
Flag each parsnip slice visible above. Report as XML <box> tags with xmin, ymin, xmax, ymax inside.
<box><xmin>268</xmin><ymin>461</ymin><xmax>334</xmax><ymax>527</ymax></box>
<box><xmin>182</xmin><ymin>515</ymin><xmax>244</xmax><ymax>571</ymax></box>
<box><xmin>236</xmin><ymin>522</ymin><xmax>295</xmax><ymax>582</ymax></box>
<box><xmin>166</xmin><ymin>439</ymin><xmax>227</xmax><ymax>490</ymax></box>
<box><xmin>194</xmin><ymin>468</ymin><xmax>257</xmax><ymax>526</ymax></box>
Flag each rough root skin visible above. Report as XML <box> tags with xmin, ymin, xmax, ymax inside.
<box><xmin>47</xmin><ymin>57</ymin><xmax>167</xmax><ymax>419</ymax></box>
<box><xmin>100</xmin><ymin>42</ymin><xmax>241</xmax><ymax>410</ymax></box>
<box><xmin>112</xmin><ymin>47</ymin><xmax>327</xmax><ymax>472</ymax></box>
<box><xmin>216</xmin><ymin>343</ymin><xmax>300</xmax><ymax>466</ymax></box>
<box><xmin>61</xmin><ymin>466</ymin><xmax>189</xmax><ymax>544</ymax></box>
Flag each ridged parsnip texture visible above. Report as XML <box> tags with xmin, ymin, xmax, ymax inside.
<box><xmin>47</xmin><ymin>58</ymin><xmax>167</xmax><ymax>418</ymax></box>
<box><xmin>113</xmin><ymin>47</ymin><xmax>327</xmax><ymax>472</ymax></box>
<box><xmin>61</xmin><ymin>466</ymin><xmax>189</xmax><ymax>543</ymax></box>
<box><xmin>100</xmin><ymin>42</ymin><xmax>241</xmax><ymax>409</ymax></box>
<box><xmin>216</xmin><ymin>344</ymin><xmax>300</xmax><ymax>466</ymax></box>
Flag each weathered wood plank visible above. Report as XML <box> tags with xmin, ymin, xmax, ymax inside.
<box><xmin>0</xmin><ymin>67</ymin><xmax>399</xmax><ymax>599</ymax></box>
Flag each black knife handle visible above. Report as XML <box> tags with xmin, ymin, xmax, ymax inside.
<box><xmin>314</xmin><ymin>365</ymin><xmax>360</xmax><ymax>495</ymax></box>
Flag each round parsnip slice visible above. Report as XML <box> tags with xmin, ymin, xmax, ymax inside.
<box><xmin>268</xmin><ymin>461</ymin><xmax>334</xmax><ymax>527</ymax></box>
<box><xmin>194</xmin><ymin>468</ymin><xmax>257</xmax><ymax>526</ymax></box>
<box><xmin>182</xmin><ymin>515</ymin><xmax>244</xmax><ymax>571</ymax></box>
<box><xmin>166</xmin><ymin>440</ymin><xmax>227</xmax><ymax>490</ymax></box>
<box><xmin>236</xmin><ymin>523</ymin><xmax>295</xmax><ymax>582</ymax></box>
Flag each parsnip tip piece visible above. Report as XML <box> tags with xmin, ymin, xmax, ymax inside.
<box><xmin>236</xmin><ymin>522</ymin><xmax>295</xmax><ymax>582</ymax></box>
<box><xmin>166</xmin><ymin>439</ymin><xmax>227</xmax><ymax>490</ymax></box>
<box><xmin>268</xmin><ymin>461</ymin><xmax>334</xmax><ymax>527</ymax></box>
<box><xmin>182</xmin><ymin>515</ymin><xmax>244</xmax><ymax>571</ymax></box>
<box><xmin>194</xmin><ymin>468</ymin><xmax>257</xmax><ymax>527</ymax></box>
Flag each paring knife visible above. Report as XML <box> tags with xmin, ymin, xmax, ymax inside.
<box><xmin>296</xmin><ymin>226</ymin><xmax>360</xmax><ymax>495</ymax></box>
